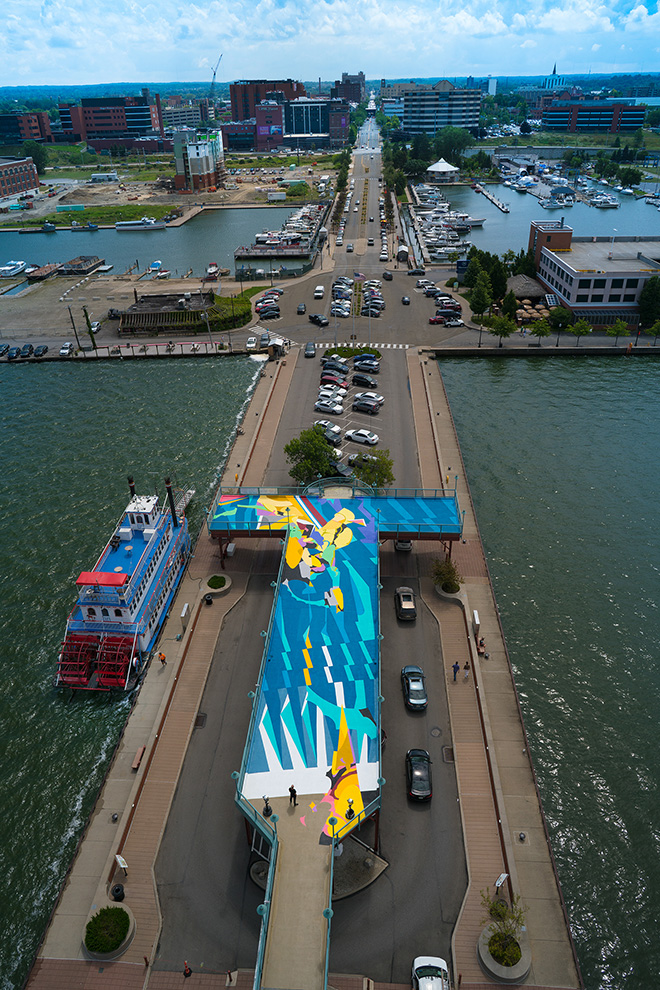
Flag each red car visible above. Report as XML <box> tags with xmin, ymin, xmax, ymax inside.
<box><xmin>429</xmin><ymin>316</ymin><xmax>446</xmax><ymax>325</ymax></box>
<box><xmin>320</xmin><ymin>374</ymin><xmax>345</xmax><ymax>388</ymax></box>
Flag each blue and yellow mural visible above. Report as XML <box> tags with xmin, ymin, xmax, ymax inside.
<box><xmin>210</xmin><ymin>492</ymin><xmax>460</xmax><ymax>837</ymax></box>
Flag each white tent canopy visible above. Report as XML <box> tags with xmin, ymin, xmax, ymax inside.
<box><xmin>427</xmin><ymin>158</ymin><xmax>459</xmax><ymax>174</ymax></box>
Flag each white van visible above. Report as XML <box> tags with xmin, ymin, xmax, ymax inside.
<box><xmin>313</xmin><ymin>285</ymin><xmax>325</xmax><ymax>299</ymax></box>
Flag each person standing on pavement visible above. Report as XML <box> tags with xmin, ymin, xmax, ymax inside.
<box><xmin>289</xmin><ymin>784</ymin><xmax>298</xmax><ymax>806</ymax></box>
<box><xmin>452</xmin><ymin>661</ymin><xmax>460</xmax><ymax>681</ymax></box>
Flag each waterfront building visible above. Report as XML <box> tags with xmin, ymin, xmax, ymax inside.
<box><xmin>529</xmin><ymin>219</ymin><xmax>660</xmax><ymax>327</ymax></box>
<box><xmin>173</xmin><ymin>129</ymin><xmax>225</xmax><ymax>192</ymax></box>
<box><xmin>542</xmin><ymin>99</ymin><xmax>647</xmax><ymax>133</ymax></box>
<box><xmin>402</xmin><ymin>80</ymin><xmax>481</xmax><ymax>135</ymax></box>
<box><xmin>0</xmin><ymin>155</ymin><xmax>39</xmax><ymax>198</ymax></box>
<box><xmin>255</xmin><ymin>102</ymin><xmax>284</xmax><ymax>153</ymax></box>
<box><xmin>230</xmin><ymin>79</ymin><xmax>306</xmax><ymax>122</ymax></box>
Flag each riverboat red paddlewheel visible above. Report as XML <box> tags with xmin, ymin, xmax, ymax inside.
<box><xmin>56</xmin><ymin>633</ymin><xmax>136</xmax><ymax>690</ymax></box>
<box><xmin>56</xmin><ymin>634</ymin><xmax>99</xmax><ymax>687</ymax></box>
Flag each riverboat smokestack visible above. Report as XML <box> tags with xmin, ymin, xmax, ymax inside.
<box><xmin>165</xmin><ymin>477</ymin><xmax>179</xmax><ymax>527</ymax></box>
<box><xmin>128</xmin><ymin>475</ymin><xmax>136</xmax><ymax>496</ymax></box>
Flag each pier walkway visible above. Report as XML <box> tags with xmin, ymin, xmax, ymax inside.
<box><xmin>27</xmin><ymin>344</ymin><xmax>580</xmax><ymax>990</ymax></box>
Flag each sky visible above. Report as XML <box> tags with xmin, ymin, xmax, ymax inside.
<box><xmin>2</xmin><ymin>0</ymin><xmax>659</xmax><ymax>88</ymax></box>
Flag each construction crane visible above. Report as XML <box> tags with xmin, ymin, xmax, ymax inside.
<box><xmin>209</xmin><ymin>53</ymin><xmax>223</xmax><ymax>101</ymax></box>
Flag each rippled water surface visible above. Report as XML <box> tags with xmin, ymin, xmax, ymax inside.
<box><xmin>440</xmin><ymin>356</ymin><xmax>660</xmax><ymax>989</ymax></box>
<box><xmin>0</xmin><ymin>357</ymin><xmax>260</xmax><ymax>989</ymax></box>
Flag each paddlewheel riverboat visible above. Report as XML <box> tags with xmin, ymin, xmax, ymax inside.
<box><xmin>55</xmin><ymin>477</ymin><xmax>192</xmax><ymax>692</ymax></box>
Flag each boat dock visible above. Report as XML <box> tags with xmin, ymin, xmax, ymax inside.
<box><xmin>473</xmin><ymin>183</ymin><xmax>510</xmax><ymax>212</ymax></box>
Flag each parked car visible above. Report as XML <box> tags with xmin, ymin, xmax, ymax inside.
<box><xmin>394</xmin><ymin>539</ymin><xmax>413</xmax><ymax>551</ymax></box>
<box><xmin>445</xmin><ymin>318</ymin><xmax>464</xmax><ymax>327</ymax></box>
<box><xmin>354</xmin><ymin>391</ymin><xmax>384</xmax><ymax>405</ymax></box>
<box><xmin>20</xmin><ymin>343</ymin><xmax>34</xmax><ymax>358</ymax></box>
<box><xmin>394</xmin><ymin>586</ymin><xmax>417</xmax><ymax>621</ymax></box>
<box><xmin>406</xmin><ymin>749</ymin><xmax>432</xmax><ymax>801</ymax></box>
<box><xmin>297</xmin><ymin>302</ymin><xmax>306</xmax><ymax>314</ymax></box>
<box><xmin>320</xmin><ymin>374</ymin><xmax>347</xmax><ymax>389</ymax></box>
<box><xmin>0</xmin><ymin>343</ymin><xmax>9</xmax><ymax>357</ymax></box>
<box><xmin>411</xmin><ymin>956</ymin><xmax>449</xmax><ymax>990</ymax></box>
<box><xmin>347</xmin><ymin>451</ymin><xmax>377</xmax><ymax>466</ymax></box>
<box><xmin>90</xmin><ymin>321</ymin><xmax>101</xmax><ymax>334</ymax></box>
<box><xmin>401</xmin><ymin>665</ymin><xmax>428</xmax><ymax>710</ymax></box>
<box><xmin>345</xmin><ymin>428</ymin><xmax>379</xmax><ymax>446</ymax></box>
<box><xmin>259</xmin><ymin>309</ymin><xmax>280</xmax><ymax>320</ymax></box>
<box><xmin>354</xmin><ymin>360</ymin><xmax>380</xmax><ymax>374</ymax></box>
<box><xmin>246</xmin><ymin>336</ymin><xmax>257</xmax><ymax>350</ymax></box>
<box><xmin>309</xmin><ymin>314</ymin><xmax>329</xmax><ymax>327</ymax></box>
<box><xmin>59</xmin><ymin>342</ymin><xmax>74</xmax><ymax>357</ymax></box>
<box><xmin>360</xmin><ymin>308</ymin><xmax>381</xmax><ymax>318</ymax></box>
<box><xmin>314</xmin><ymin>398</ymin><xmax>344</xmax><ymax>415</ymax></box>
<box><xmin>352</xmin><ymin>398</ymin><xmax>380</xmax><ymax>415</ymax></box>
<box><xmin>321</xmin><ymin>360</ymin><xmax>349</xmax><ymax>376</ymax></box>
<box><xmin>327</xmin><ymin>459</ymin><xmax>353</xmax><ymax>479</ymax></box>
<box><xmin>429</xmin><ymin>316</ymin><xmax>446</xmax><ymax>325</ymax></box>
<box><xmin>315</xmin><ymin>420</ymin><xmax>342</xmax><ymax>437</ymax></box>
<box><xmin>319</xmin><ymin>386</ymin><xmax>348</xmax><ymax>401</ymax></box>
<box><xmin>352</xmin><ymin>352</ymin><xmax>378</xmax><ymax>363</ymax></box>
<box><xmin>330</xmin><ymin>307</ymin><xmax>350</xmax><ymax>318</ymax></box>
<box><xmin>34</xmin><ymin>344</ymin><xmax>49</xmax><ymax>357</ymax></box>
<box><xmin>8</xmin><ymin>346</ymin><xmax>22</xmax><ymax>360</ymax></box>
<box><xmin>352</xmin><ymin>373</ymin><xmax>378</xmax><ymax>388</ymax></box>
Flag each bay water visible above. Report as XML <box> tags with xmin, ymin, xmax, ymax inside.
<box><xmin>0</xmin><ymin>357</ymin><xmax>261</xmax><ymax>989</ymax></box>
<box><xmin>440</xmin><ymin>355</ymin><xmax>660</xmax><ymax>989</ymax></box>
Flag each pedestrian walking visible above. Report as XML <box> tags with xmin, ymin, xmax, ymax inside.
<box><xmin>158</xmin><ymin>652</ymin><xmax>167</xmax><ymax>666</ymax></box>
<box><xmin>183</xmin><ymin>960</ymin><xmax>192</xmax><ymax>978</ymax></box>
<box><xmin>452</xmin><ymin>661</ymin><xmax>460</xmax><ymax>682</ymax></box>
<box><xmin>463</xmin><ymin>662</ymin><xmax>470</xmax><ymax>681</ymax></box>
<box><xmin>289</xmin><ymin>784</ymin><xmax>298</xmax><ymax>807</ymax></box>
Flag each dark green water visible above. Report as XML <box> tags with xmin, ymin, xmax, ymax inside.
<box><xmin>440</xmin><ymin>356</ymin><xmax>660</xmax><ymax>990</ymax></box>
<box><xmin>0</xmin><ymin>357</ymin><xmax>261</xmax><ymax>990</ymax></box>
<box><xmin>1</xmin><ymin>355</ymin><xmax>657</xmax><ymax>989</ymax></box>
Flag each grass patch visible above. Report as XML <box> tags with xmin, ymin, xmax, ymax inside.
<box><xmin>12</xmin><ymin>203</ymin><xmax>174</xmax><ymax>228</ymax></box>
<box><xmin>84</xmin><ymin>906</ymin><xmax>130</xmax><ymax>954</ymax></box>
<box><xmin>207</xmin><ymin>575</ymin><xmax>226</xmax><ymax>589</ymax></box>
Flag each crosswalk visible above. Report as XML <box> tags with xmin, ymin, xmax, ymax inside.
<box><xmin>314</xmin><ymin>341</ymin><xmax>409</xmax><ymax>350</ymax></box>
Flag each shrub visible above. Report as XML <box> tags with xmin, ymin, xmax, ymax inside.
<box><xmin>431</xmin><ymin>556</ymin><xmax>463</xmax><ymax>594</ymax></box>
<box><xmin>84</xmin><ymin>906</ymin><xmax>130</xmax><ymax>954</ymax></box>
<box><xmin>207</xmin><ymin>575</ymin><xmax>226</xmax><ymax>589</ymax></box>
<box><xmin>489</xmin><ymin>931</ymin><xmax>522</xmax><ymax>966</ymax></box>
<box><xmin>480</xmin><ymin>889</ymin><xmax>526</xmax><ymax>967</ymax></box>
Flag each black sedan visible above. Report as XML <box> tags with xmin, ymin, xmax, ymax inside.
<box><xmin>0</xmin><ymin>343</ymin><xmax>9</xmax><ymax>357</ymax></box>
<box><xmin>20</xmin><ymin>343</ymin><xmax>34</xmax><ymax>358</ymax></box>
<box><xmin>34</xmin><ymin>344</ymin><xmax>49</xmax><ymax>358</ymax></box>
<box><xmin>309</xmin><ymin>314</ymin><xmax>329</xmax><ymax>327</ymax></box>
<box><xmin>7</xmin><ymin>346</ymin><xmax>21</xmax><ymax>360</ymax></box>
<box><xmin>401</xmin><ymin>665</ymin><xmax>428</xmax><ymax>710</ymax></box>
<box><xmin>406</xmin><ymin>748</ymin><xmax>432</xmax><ymax>801</ymax></box>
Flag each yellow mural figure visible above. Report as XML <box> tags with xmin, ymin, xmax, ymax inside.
<box><xmin>320</xmin><ymin>707</ymin><xmax>365</xmax><ymax>843</ymax></box>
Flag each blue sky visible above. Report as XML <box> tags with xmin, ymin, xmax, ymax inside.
<box><xmin>2</xmin><ymin>0</ymin><xmax>658</xmax><ymax>87</ymax></box>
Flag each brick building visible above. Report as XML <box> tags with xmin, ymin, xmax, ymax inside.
<box><xmin>230</xmin><ymin>79</ymin><xmax>306</xmax><ymax>121</ymax></box>
<box><xmin>255</xmin><ymin>103</ymin><xmax>284</xmax><ymax>153</ymax></box>
<box><xmin>542</xmin><ymin>99</ymin><xmax>647</xmax><ymax>133</ymax></box>
<box><xmin>173</xmin><ymin>130</ymin><xmax>225</xmax><ymax>191</ymax></box>
<box><xmin>0</xmin><ymin>112</ymin><xmax>53</xmax><ymax>145</ymax></box>
<box><xmin>0</xmin><ymin>156</ymin><xmax>39</xmax><ymax>198</ymax></box>
<box><xmin>331</xmin><ymin>72</ymin><xmax>366</xmax><ymax>104</ymax></box>
<box><xmin>59</xmin><ymin>95</ymin><xmax>161</xmax><ymax>142</ymax></box>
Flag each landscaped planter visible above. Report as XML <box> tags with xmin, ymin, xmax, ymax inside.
<box><xmin>205</xmin><ymin>574</ymin><xmax>232</xmax><ymax>597</ymax></box>
<box><xmin>477</xmin><ymin>926</ymin><xmax>532</xmax><ymax>984</ymax></box>
<box><xmin>82</xmin><ymin>902</ymin><xmax>136</xmax><ymax>961</ymax></box>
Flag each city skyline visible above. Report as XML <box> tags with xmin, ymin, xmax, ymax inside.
<box><xmin>2</xmin><ymin>0</ymin><xmax>658</xmax><ymax>88</ymax></box>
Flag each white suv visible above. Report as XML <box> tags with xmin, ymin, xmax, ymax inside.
<box><xmin>59</xmin><ymin>342</ymin><xmax>74</xmax><ymax>357</ymax></box>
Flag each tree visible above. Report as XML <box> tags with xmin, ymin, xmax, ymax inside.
<box><xmin>433</xmin><ymin>126</ymin><xmax>474</xmax><ymax>165</ymax></box>
<box><xmin>501</xmin><ymin>290</ymin><xmax>518</xmax><ymax>321</ymax></box>
<box><xmin>520</xmin><ymin>120</ymin><xmax>532</xmax><ymax>135</ymax></box>
<box><xmin>489</xmin><ymin>258</ymin><xmax>509</xmax><ymax>302</ymax></box>
<box><xmin>21</xmin><ymin>140</ymin><xmax>48</xmax><ymax>174</ymax></box>
<box><xmin>488</xmin><ymin>315</ymin><xmax>517</xmax><ymax>348</ymax></box>
<box><xmin>638</xmin><ymin>275</ymin><xmax>660</xmax><ymax>326</ymax></box>
<box><xmin>510</xmin><ymin>249</ymin><xmax>537</xmax><ymax>278</ymax></box>
<box><xmin>606</xmin><ymin>318</ymin><xmax>630</xmax><ymax>346</ymax></box>
<box><xmin>351</xmin><ymin>449</ymin><xmax>395</xmax><ymax>488</ymax></box>
<box><xmin>393</xmin><ymin>169</ymin><xmax>407</xmax><ymax>196</ymax></box>
<box><xmin>470</xmin><ymin>273</ymin><xmax>492</xmax><ymax>324</ymax></box>
<box><xmin>463</xmin><ymin>256</ymin><xmax>484</xmax><ymax>289</ymax></box>
<box><xmin>567</xmin><ymin>318</ymin><xmax>592</xmax><ymax>346</ymax></box>
<box><xmin>284</xmin><ymin>426</ymin><xmax>335</xmax><ymax>485</ymax></box>
<box><xmin>548</xmin><ymin>305</ymin><xmax>571</xmax><ymax>345</ymax></box>
<box><xmin>481</xmin><ymin>889</ymin><xmax>527</xmax><ymax>967</ymax></box>
<box><xmin>647</xmin><ymin>319</ymin><xmax>660</xmax><ymax>346</ymax></box>
<box><xmin>533</xmin><ymin>319</ymin><xmax>552</xmax><ymax>346</ymax></box>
